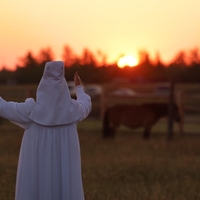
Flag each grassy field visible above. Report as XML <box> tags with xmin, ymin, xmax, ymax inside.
<box><xmin>1</xmin><ymin>119</ymin><xmax>200</xmax><ymax>200</ymax></box>
<box><xmin>0</xmin><ymin>83</ymin><xmax>199</xmax><ymax>199</ymax></box>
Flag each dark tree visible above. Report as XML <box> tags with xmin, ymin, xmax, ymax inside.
<box><xmin>62</xmin><ymin>45</ymin><xmax>78</xmax><ymax>67</ymax></box>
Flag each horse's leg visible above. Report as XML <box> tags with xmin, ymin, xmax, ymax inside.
<box><xmin>103</xmin><ymin>110</ymin><xmax>113</xmax><ymax>138</ymax></box>
<box><xmin>104</xmin><ymin>120</ymin><xmax>120</xmax><ymax>138</ymax></box>
<box><xmin>103</xmin><ymin>126</ymin><xmax>117</xmax><ymax>138</ymax></box>
<box><xmin>103</xmin><ymin>111</ymin><xmax>118</xmax><ymax>138</ymax></box>
<box><xmin>109</xmin><ymin>125</ymin><xmax>118</xmax><ymax>138</ymax></box>
<box><xmin>143</xmin><ymin>127</ymin><xmax>151</xmax><ymax>139</ymax></box>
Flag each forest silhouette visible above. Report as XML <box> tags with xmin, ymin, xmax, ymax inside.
<box><xmin>0</xmin><ymin>45</ymin><xmax>200</xmax><ymax>84</ymax></box>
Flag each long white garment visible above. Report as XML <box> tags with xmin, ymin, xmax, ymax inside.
<box><xmin>0</xmin><ymin>62</ymin><xmax>92</xmax><ymax>200</ymax></box>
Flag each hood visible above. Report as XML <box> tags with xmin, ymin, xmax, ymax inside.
<box><xmin>29</xmin><ymin>61</ymin><xmax>80</xmax><ymax>126</ymax></box>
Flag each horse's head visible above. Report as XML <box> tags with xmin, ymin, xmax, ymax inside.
<box><xmin>144</xmin><ymin>103</ymin><xmax>181</xmax><ymax>122</ymax></box>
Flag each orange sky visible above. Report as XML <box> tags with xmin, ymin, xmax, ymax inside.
<box><xmin>0</xmin><ymin>0</ymin><xmax>200</xmax><ymax>70</ymax></box>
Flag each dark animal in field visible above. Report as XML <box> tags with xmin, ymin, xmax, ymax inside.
<box><xmin>103</xmin><ymin>103</ymin><xmax>181</xmax><ymax>139</ymax></box>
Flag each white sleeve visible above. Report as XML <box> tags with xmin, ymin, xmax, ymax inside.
<box><xmin>0</xmin><ymin>97</ymin><xmax>35</xmax><ymax>129</ymax></box>
<box><xmin>74</xmin><ymin>85</ymin><xmax>92</xmax><ymax>121</ymax></box>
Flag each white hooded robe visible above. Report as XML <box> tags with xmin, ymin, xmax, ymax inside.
<box><xmin>0</xmin><ymin>61</ymin><xmax>92</xmax><ymax>200</ymax></box>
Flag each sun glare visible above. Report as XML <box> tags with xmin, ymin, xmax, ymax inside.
<box><xmin>117</xmin><ymin>55</ymin><xmax>138</xmax><ymax>68</ymax></box>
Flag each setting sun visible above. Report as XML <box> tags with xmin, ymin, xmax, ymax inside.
<box><xmin>117</xmin><ymin>55</ymin><xmax>138</xmax><ymax>68</ymax></box>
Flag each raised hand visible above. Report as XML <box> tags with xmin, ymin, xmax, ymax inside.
<box><xmin>74</xmin><ymin>71</ymin><xmax>81</xmax><ymax>87</ymax></box>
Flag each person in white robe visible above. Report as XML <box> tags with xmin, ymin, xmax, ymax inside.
<box><xmin>0</xmin><ymin>61</ymin><xmax>92</xmax><ymax>200</ymax></box>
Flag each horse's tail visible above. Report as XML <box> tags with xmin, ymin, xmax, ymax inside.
<box><xmin>103</xmin><ymin>109</ymin><xmax>113</xmax><ymax>138</ymax></box>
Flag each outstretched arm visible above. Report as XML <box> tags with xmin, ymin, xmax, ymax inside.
<box><xmin>73</xmin><ymin>71</ymin><xmax>92</xmax><ymax>121</ymax></box>
<box><xmin>0</xmin><ymin>97</ymin><xmax>34</xmax><ymax>129</ymax></box>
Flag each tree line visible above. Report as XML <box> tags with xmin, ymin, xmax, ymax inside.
<box><xmin>0</xmin><ymin>45</ymin><xmax>200</xmax><ymax>84</ymax></box>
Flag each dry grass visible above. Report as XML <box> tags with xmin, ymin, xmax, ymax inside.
<box><xmin>0</xmin><ymin>120</ymin><xmax>200</xmax><ymax>200</ymax></box>
<box><xmin>0</xmin><ymin>122</ymin><xmax>22</xmax><ymax>200</ymax></box>
<box><xmin>1</xmin><ymin>119</ymin><xmax>200</xmax><ymax>200</ymax></box>
<box><xmin>0</xmin><ymin>83</ymin><xmax>200</xmax><ymax>200</ymax></box>
<box><xmin>79</xmin><ymin>119</ymin><xmax>200</xmax><ymax>200</ymax></box>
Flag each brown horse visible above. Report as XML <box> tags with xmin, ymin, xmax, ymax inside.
<box><xmin>103</xmin><ymin>102</ymin><xmax>181</xmax><ymax>139</ymax></box>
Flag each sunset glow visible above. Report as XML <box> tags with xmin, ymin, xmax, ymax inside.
<box><xmin>0</xmin><ymin>1</ymin><xmax>200</xmax><ymax>70</ymax></box>
<box><xmin>117</xmin><ymin>55</ymin><xmax>138</xmax><ymax>68</ymax></box>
